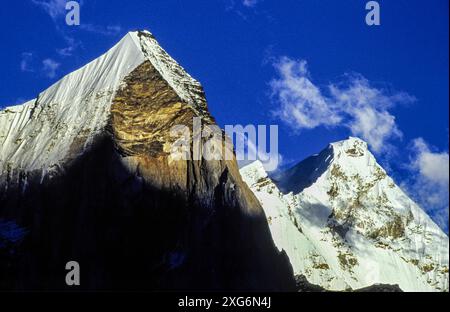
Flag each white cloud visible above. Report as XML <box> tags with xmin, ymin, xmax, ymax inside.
<box><xmin>20</xmin><ymin>52</ymin><xmax>34</xmax><ymax>72</ymax></box>
<box><xmin>31</xmin><ymin>0</ymin><xmax>67</xmax><ymax>21</ymax></box>
<box><xmin>32</xmin><ymin>0</ymin><xmax>79</xmax><ymax>56</ymax></box>
<box><xmin>56</xmin><ymin>35</ymin><xmax>81</xmax><ymax>57</ymax></box>
<box><xmin>406</xmin><ymin>138</ymin><xmax>449</xmax><ymax>230</ymax></box>
<box><xmin>411</xmin><ymin>138</ymin><xmax>449</xmax><ymax>187</ymax></box>
<box><xmin>348</xmin><ymin>107</ymin><xmax>401</xmax><ymax>152</ymax></box>
<box><xmin>42</xmin><ymin>58</ymin><xmax>60</xmax><ymax>78</ymax></box>
<box><xmin>270</xmin><ymin>57</ymin><xmax>341</xmax><ymax>130</ymax></box>
<box><xmin>329</xmin><ymin>76</ymin><xmax>407</xmax><ymax>152</ymax></box>
<box><xmin>32</xmin><ymin>0</ymin><xmax>120</xmax><ymax>36</ymax></box>
<box><xmin>271</xmin><ymin>57</ymin><xmax>414</xmax><ymax>153</ymax></box>
<box><xmin>79</xmin><ymin>24</ymin><xmax>122</xmax><ymax>36</ymax></box>
<box><xmin>32</xmin><ymin>0</ymin><xmax>118</xmax><ymax>57</ymax></box>
<box><xmin>57</xmin><ymin>46</ymin><xmax>75</xmax><ymax>57</ymax></box>
<box><xmin>243</xmin><ymin>0</ymin><xmax>260</xmax><ymax>7</ymax></box>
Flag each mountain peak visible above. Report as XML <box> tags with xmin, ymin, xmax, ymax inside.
<box><xmin>1</xmin><ymin>29</ymin><xmax>295</xmax><ymax>291</ymax></box>
<box><xmin>330</xmin><ymin>136</ymin><xmax>369</xmax><ymax>157</ymax></box>
<box><xmin>273</xmin><ymin>137</ymin><xmax>373</xmax><ymax>194</ymax></box>
<box><xmin>129</xmin><ymin>29</ymin><xmax>153</xmax><ymax>36</ymax></box>
<box><xmin>126</xmin><ymin>30</ymin><xmax>208</xmax><ymax>112</ymax></box>
<box><xmin>0</xmin><ymin>29</ymin><xmax>210</xmax><ymax>174</ymax></box>
<box><xmin>241</xmin><ymin>137</ymin><xmax>449</xmax><ymax>291</ymax></box>
<box><xmin>333</xmin><ymin>136</ymin><xmax>368</xmax><ymax>146</ymax></box>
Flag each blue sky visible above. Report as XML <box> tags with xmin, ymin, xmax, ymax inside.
<box><xmin>0</xmin><ymin>0</ymin><xmax>448</xmax><ymax>231</ymax></box>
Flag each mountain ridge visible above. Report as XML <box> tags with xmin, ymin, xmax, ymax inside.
<box><xmin>0</xmin><ymin>30</ymin><xmax>295</xmax><ymax>291</ymax></box>
<box><xmin>241</xmin><ymin>137</ymin><xmax>449</xmax><ymax>291</ymax></box>
<box><xmin>0</xmin><ymin>30</ymin><xmax>211</xmax><ymax>177</ymax></box>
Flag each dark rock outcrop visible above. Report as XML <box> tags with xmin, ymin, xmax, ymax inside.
<box><xmin>295</xmin><ymin>275</ymin><xmax>403</xmax><ymax>292</ymax></box>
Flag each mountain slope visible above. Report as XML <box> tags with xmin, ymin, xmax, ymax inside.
<box><xmin>0</xmin><ymin>30</ymin><xmax>295</xmax><ymax>291</ymax></box>
<box><xmin>240</xmin><ymin>137</ymin><xmax>449</xmax><ymax>291</ymax></box>
<box><xmin>0</xmin><ymin>31</ymin><xmax>209</xmax><ymax>176</ymax></box>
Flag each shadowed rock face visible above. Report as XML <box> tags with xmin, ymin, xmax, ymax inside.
<box><xmin>0</xmin><ymin>59</ymin><xmax>295</xmax><ymax>291</ymax></box>
<box><xmin>295</xmin><ymin>275</ymin><xmax>403</xmax><ymax>292</ymax></box>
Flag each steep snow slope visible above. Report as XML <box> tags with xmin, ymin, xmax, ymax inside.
<box><xmin>0</xmin><ymin>31</ymin><xmax>207</xmax><ymax>179</ymax></box>
<box><xmin>0</xmin><ymin>30</ymin><xmax>295</xmax><ymax>291</ymax></box>
<box><xmin>241</xmin><ymin>137</ymin><xmax>449</xmax><ymax>291</ymax></box>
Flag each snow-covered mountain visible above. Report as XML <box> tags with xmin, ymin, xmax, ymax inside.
<box><xmin>241</xmin><ymin>137</ymin><xmax>449</xmax><ymax>292</ymax></box>
<box><xmin>0</xmin><ymin>31</ymin><xmax>294</xmax><ymax>290</ymax></box>
<box><xmin>0</xmin><ymin>31</ymin><xmax>209</xmax><ymax>177</ymax></box>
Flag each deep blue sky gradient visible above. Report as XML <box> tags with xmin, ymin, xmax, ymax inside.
<box><xmin>0</xmin><ymin>0</ymin><xmax>448</xmax><ymax>227</ymax></box>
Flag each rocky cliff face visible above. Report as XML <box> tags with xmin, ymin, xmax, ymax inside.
<box><xmin>295</xmin><ymin>275</ymin><xmax>402</xmax><ymax>292</ymax></box>
<box><xmin>240</xmin><ymin>138</ymin><xmax>449</xmax><ymax>292</ymax></box>
<box><xmin>0</xmin><ymin>31</ymin><xmax>294</xmax><ymax>291</ymax></box>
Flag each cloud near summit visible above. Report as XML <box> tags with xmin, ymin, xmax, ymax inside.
<box><xmin>270</xmin><ymin>57</ymin><xmax>415</xmax><ymax>153</ymax></box>
<box><xmin>406</xmin><ymin>138</ymin><xmax>449</xmax><ymax>231</ymax></box>
<box><xmin>269</xmin><ymin>56</ymin><xmax>448</xmax><ymax>231</ymax></box>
